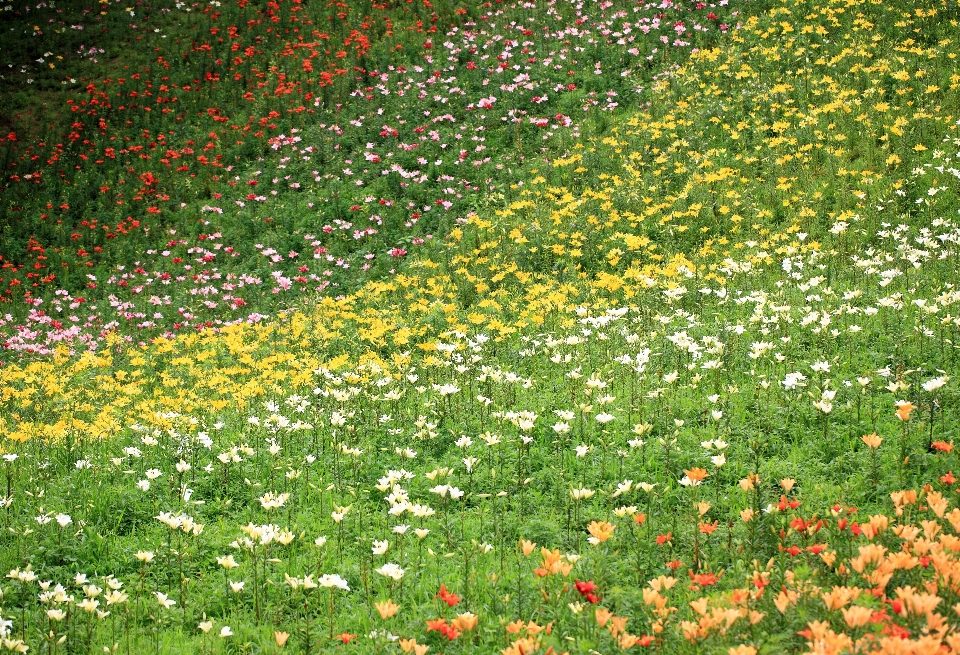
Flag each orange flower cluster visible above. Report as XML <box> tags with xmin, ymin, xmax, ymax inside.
<box><xmin>533</xmin><ymin>548</ymin><xmax>574</xmax><ymax>578</ymax></box>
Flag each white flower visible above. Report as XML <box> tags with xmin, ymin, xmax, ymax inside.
<box><xmin>318</xmin><ymin>574</ymin><xmax>349</xmax><ymax>590</ymax></box>
<box><xmin>611</xmin><ymin>480</ymin><xmax>633</xmax><ymax>498</ymax></box>
<box><xmin>259</xmin><ymin>492</ymin><xmax>290</xmax><ymax>510</ymax></box>
<box><xmin>55</xmin><ymin>514</ymin><xmax>72</xmax><ymax>528</ymax></box>
<box><xmin>372</xmin><ymin>540</ymin><xmax>389</xmax><ymax>555</ymax></box>
<box><xmin>813</xmin><ymin>400</ymin><xmax>833</xmax><ymax>414</ymax></box>
<box><xmin>570</xmin><ymin>487</ymin><xmax>595</xmax><ymax>500</ymax></box>
<box><xmin>923</xmin><ymin>376</ymin><xmax>949</xmax><ymax>393</ymax></box>
<box><xmin>219</xmin><ymin>626</ymin><xmax>233</xmax><ymax>638</ymax></box>
<box><xmin>47</xmin><ymin>609</ymin><xmax>67</xmax><ymax>621</ymax></box>
<box><xmin>594</xmin><ymin>412</ymin><xmax>615</xmax><ymax>424</ymax></box>
<box><xmin>217</xmin><ymin>555</ymin><xmax>239</xmax><ymax>570</ymax></box>
<box><xmin>155</xmin><ymin>592</ymin><xmax>176</xmax><ymax>609</ymax></box>
<box><xmin>375</xmin><ymin>563</ymin><xmax>404</xmax><ymax>581</ymax></box>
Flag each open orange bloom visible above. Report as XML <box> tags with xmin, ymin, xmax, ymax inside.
<box><xmin>861</xmin><ymin>433</ymin><xmax>882</xmax><ymax>449</ymax></box>
<box><xmin>587</xmin><ymin>520</ymin><xmax>616</xmax><ymax>544</ymax></box>
<box><xmin>895</xmin><ymin>401</ymin><xmax>916</xmax><ymax>421</ymax></box>
<box><xmin>684</xmin><ymin>467</ymin><xmax>710</xmax><ymax>483</ymax></box>
<box><xmin>698</xmin><ymin>520</ymin><xmax>720</xmax><ymax>535</ymax></box>
<box><xmin>595</xmin><ymin>607</ymin><xmax>612</xmax><ymax>627</ymax></box>
<box><xmin>451</xmin><ymin>612</ymin><xmax>479</xmax><ymax>633</ymax></box>
<box><xmin>375</xmin><ymin>599</ymin><xmax>399</xmax><ymax>619</ymax></box>
<box><xmin>399</xmin><ymin>639</ymin><xmax>428</xmax><ymax>655</ymax></box>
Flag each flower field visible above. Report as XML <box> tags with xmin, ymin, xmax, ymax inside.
<box><xmin>1</xmin><ymin>0</ymin><xmax>960</xmax><ymax>653</ymax></box>
<box><xmin>0</xmin><ymin>0</ymin><xmax>734</xmax><ymax>354</ymax></box>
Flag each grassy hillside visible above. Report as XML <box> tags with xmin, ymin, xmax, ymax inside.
<box><xmin>1</xmin><ymin>0</ymin><xmax>960</xmax><ymax>653</ymax></box>
<box><xmin>0</xmin><ymin>0</ymin><xmax>738</xmax><ymax>355</ymax></box>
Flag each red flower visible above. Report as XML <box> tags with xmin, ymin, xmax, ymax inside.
<box><xmin>941</xmin><ymin>471</ymin><xmax>956</xmax><ymax>485</ymax></box>
<box><xmin>426</xmin><ymin>618</ymin><xmax>448</xmax><ymax>633</ymax></box>
<box><xmin>932</xmin><ymin>441</ymin><xmax>953</xmax><ymax>453</ymax></box>
<box><xmin>426</xmin><ymin>618</ymin><xmax>459</xmax><ymax>640</ymax></box>
<box><xmin>435</xmin><ymin>584</ymin><xmax>460</xmax><ymax>607</ymax></box>
<box><xmin>574</xmin><ymin>580</ymin><xmax>597</xmax><ymax>596</ymax></box>
<box><xmin>574</xmin><ymin>580</ymin><xmax>599</xmax><ymax>602</ymax></box>
<box><xmin>688</xmin><ymin>571</ymin><xmax>718</xmax><ymax>587</ymax></box>
<box><xmin>333</xmin><ymin>632</ymin><xmax>356</xmax><ymax>644</ymax></box>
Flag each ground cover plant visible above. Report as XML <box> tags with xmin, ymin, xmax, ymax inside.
<box><xmin>1</xmin><ymin>0</ymin><xmax>960</xmax><ymax>653</ymax></box>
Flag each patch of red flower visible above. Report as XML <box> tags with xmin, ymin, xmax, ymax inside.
<box><xmin>688</xmin><ymin>570</ymin><xmax>720</xmax><ymax>588</ymax></box>
<box><xmin>776</xmin><ymin>494</ymin><xmax>801</xmax><ymax>511</ymax></box>
<box><xmin>333</xmin><ymin>632</ymin><xmax>356</xmax><ymax>644</ymax></box>
<box><xmin>574</xmin><ymin>579</ymin><xmax>600</xmax><ymax>604</ymax></box>
<box><xmin>435</xmin><ymin>583</ymin><xmax>460</xmax><ymax>607</ymax></box>
<box><xmin>780</xmin><ymin>544</ymin><xmax>802</xmax><ymax>556</ymax></box>
<box><xmin>425</xmin><ymin>618</ymin><xmax>460</xmax><ymax>641</ymax></box>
